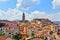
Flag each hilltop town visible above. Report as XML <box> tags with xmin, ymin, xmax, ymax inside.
<box><xmin>0</xmin><ymin>13</ymin><xmax>60</xmax><ymax>40</ymax></box>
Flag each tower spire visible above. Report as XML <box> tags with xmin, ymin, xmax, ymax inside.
<box><xmin>22</xmin><ymin>12</ymin><xmax>25</xmax><ymax>22</ymax></box>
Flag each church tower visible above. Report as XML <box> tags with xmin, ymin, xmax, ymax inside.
<box><xmin>22</xmin><ymin>13</ymin><xmax>25</xmax><ymax>22</ymax></box>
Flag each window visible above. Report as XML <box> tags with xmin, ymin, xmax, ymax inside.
<box><xmin>1</xmin><ymin>29</ymin><xmax>2</xmax><ymax>31</ymax></box>
<box><xmin>57</xmin><ymin>29</ymin><xmax>60</xmax><ymax>35</ymax></box>
<box><xmin>58</xmin><ymin>29</ymin><xmax>60</xmax><ymax>32</ymax></box>
<box><xmin>58</xmin><ymin>36</ymin><xmax>60</xmax><ymax>38</ymax></box>
<box><xmin>11</xmin><ymin>24</ymin><xmax>13</xmax><ymax>25</ymax></box>
<box><xmin>0</xmin><ymin>23</ymin><xmax>5</xmax><ymax>27</ymax></box>
<box><xmin>9</xmin><ymin>32</ymin><xmax>11</xmax><ymax>34</ymax></box>
<box><xmin>45</xmin><ymin>37</ymin><xmax>48</xmax><ymax>40</ymax></box>
<box><xmin>3</xmin><ymin>31</ymin><xmax>4</xmax><ymax>32</ymax></box>
<box><xmin>7</xmin><ymin>24</ymin><xmax>9</xmax><ymax>26</ymax></box>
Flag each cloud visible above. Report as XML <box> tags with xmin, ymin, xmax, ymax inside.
<box><xmin>0</xmin><ymin>0</ymin><xmax>60</xmax><ymax>21</ymax></box>
<box><xmin>0</xmin><ymin>9</ymin><xmax>23</xmax><ymax>20</ymax></box>
<box><xmin>0</xmin><ymin>9</ymin><xmax>60</xmax><ymax>21</ymax></box>
<box><xmin>52</xmin><ymin>0</ymin><xmax>60</xmax><ymax>9</ymax></box>
<box><xmin>27</xmin><ymin>11</ymin><xmax>60</xmax><ymax>21</ymax></box>
<box><xmin>16</xmin><ymin>0</ymin><xmax>22</xmax><ymax>8</ymax></box>
<box><xmin>16</xmin><ymin>0</ymin><xmax>40</xmax><ymax>10</ymax></box>
<box><xmin>0</xmin><ymin>0</ymin><xmax>8</xmax><ymax>2</ymax></box>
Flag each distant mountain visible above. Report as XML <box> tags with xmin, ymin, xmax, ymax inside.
<box><xmin>53</xmin><ymin>21</ymin><xmax>60</xmax><ymax>24</ymax></box>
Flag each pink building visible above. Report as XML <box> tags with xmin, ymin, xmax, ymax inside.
<box><xmin>5</xmin><ymin>21</ymin><xmax>17</xmax><ymax>28</ymax></box>
<box><xmin>0</xmin><ymin>20</ymin><xmax>17</xmax><ymax>28</ymax></box>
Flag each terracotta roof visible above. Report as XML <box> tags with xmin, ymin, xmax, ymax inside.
<box><xmin>36</xmin><ymin>30</ymin><xmax>46</xmax><ymax>36</ymax></box>
<box><xmin>43</xmin><ymin>33</ymin><xmax>51</xmax><ymax>37</ymax></box>
<box><xmin>20</xmin><ymin>32</ymin><xmax>26</xmax><ymax>34</ymax></box>
<box><xmin>6</xmin><ymin>37</ymin><xmax>13</xmax><ymax>40</ymax></box>
<box><xmin>36</xmin><ymin>30</ymin><xmax>51</xmax><ymax>37</ymax></box>
<box><xmin>36</xmin><ymin>31</ymin><xmax>43</xmax><ymax>36</ymax></box>
<box><xmin>0</xmin><ymin>36</ymin><xmax>12</xmax><ymax>40</ymax></box>
<box><xmin>0</xmin><ymin>36</ymin><xmax>7</xmax><ymax>40</ymax></box>
<box><xmin>27</xmin><ymin>37</ymin><xmax>44</xmax><ymax>40</ymax></box>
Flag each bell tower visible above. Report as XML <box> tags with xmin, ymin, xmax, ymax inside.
<box><xmin>22</xmin><ymin>13</ymin><xmax>25</xmax><ymax>22</ymax></box>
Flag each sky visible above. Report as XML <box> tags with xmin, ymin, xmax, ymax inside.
<box><xmin>0</xmin><ymin>0</ymin><xmax>60</xmax><ymax>21</ymax></box>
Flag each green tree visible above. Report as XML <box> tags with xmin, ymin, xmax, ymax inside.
<box><xmin>22</xmin><ymin>38</ymin><xmax>25</xmax><ymax>40</ymax></box>
<box><xmin>31</xmin><ymin>31</ymin><xmax>35</xmax><ymax>36</ymax></box>
<box><xmin>0</xmin><ymin>31</ymin><xmax>5</xmax><ymax>36</ymax></box>
<box><xmin>26</xmin><ymin>35</ymin><xmax>29</xmax><ymax>38</ymax></box>
<box><xmin>13</xmin><ymin>33</ymin><xmax>21</xmax><ymax>40</ymax></box>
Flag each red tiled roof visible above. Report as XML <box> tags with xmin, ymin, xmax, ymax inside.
<box><xmin>36</xmin><ymin>30</ymin><xmax>51</xmax><ymax>37</ymax></box>
<box><xmin>43</xmin><ymin>33</ymin><xmax>51</xmax><ymax>37</ymax></box>
<box><xmin>0</xmin><ymin>36</ymin><xmax>7</xmax><ymax>40</ymax></box>
<box><xmin>36</xmin><ymin>30</ymin><xmax>46</xmax><ymax>36</ymax></box>
<box><xmin>0</xmin><ymin>36</ymin><xmax>13</xmax><ymax>40</ymax></box>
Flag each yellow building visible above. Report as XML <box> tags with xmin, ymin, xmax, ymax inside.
<box><xmin>17</xmin><ymin>22</ymin><xmax>25</xmax><ymax>31</ymax></box>
<box><xmin>42</xmin><ymin>25</ymin><xmax>51</xmax><ymax>30</ymax></box>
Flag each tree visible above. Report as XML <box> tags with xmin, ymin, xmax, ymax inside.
<box><xmin>31</xmin><ymin>31</ymin><xmax>35</xmax><ymax>36</ymax></box>
<box><xmin>13</xmin><ymin>33</ymin><xmax>21</xmax><ymax>40</ymax></box>
<box><xmin>0</xmin><ymin>31</ymin><xmax>5</xmax><ymax>36</ymax></box>
<box><xmin>26</xmin><ymin>35</ymin><xmax>29</xmax><ymax>38</ymax></box>
<box><xmin>22</xmin><ymin>38</ymin><xmax>25</xmax><ymax>40</ymax></box>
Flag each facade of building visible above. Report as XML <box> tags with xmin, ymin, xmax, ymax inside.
<box><xmin>0</xmin><ymin>20</ymin><xmax>19</xmax><ymax>38</ymax></box>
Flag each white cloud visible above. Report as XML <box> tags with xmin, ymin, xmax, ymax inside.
<box><xmin>27</xmin><ymin>11</ymin><xmax>60</xmax><ymax>21</ymax></box>
<box><xmin>0</xmin><ymin>0</ymin><xmax>60</xmax><ymax>21</ymax></box>
<box><xmin>0</xmin><ymin>0</ymin><xmax>8</xmax><ymax>2</ymax></box>
<box><xmin>16</xmin><ymin>0</ymin><xmax>22</xmax><ymax>8</ymax></box>
<box><xmin>52</xmin><ymin>0</ymin><xmax>60</xmax><ymax>9</ymax></box>
<box><xmin>16</xmin><ymin>0</ymin><xmax>40</xmax><ymax>10</ymax></box>
<box><xmin>0</xmin><ymin>9</ymin><xmax>23</xmax><ymax>20</ymax></box>
<box><xmin>0</xmin><ymin>9</ymin><xmax>60</xmax><ymax>21</ymax></box>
